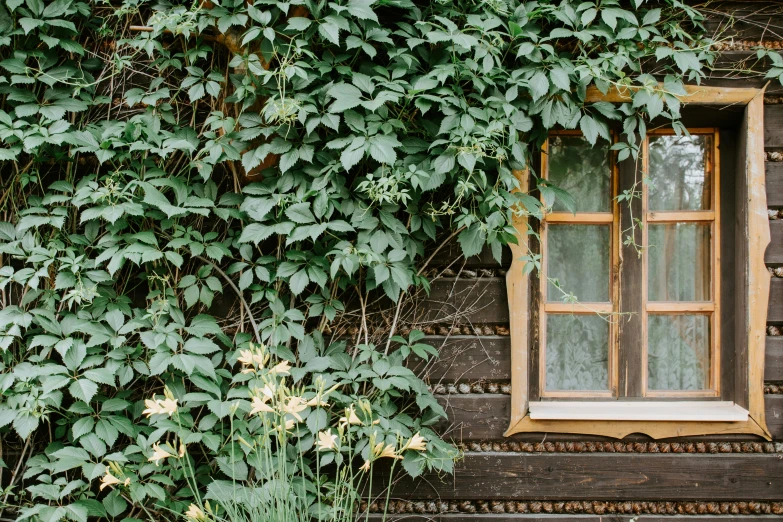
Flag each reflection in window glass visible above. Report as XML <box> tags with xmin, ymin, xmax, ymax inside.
<box><xmin>648</xmin><ymin>134</ymin><xmax>710</xmax><ymax>211</ymax></box>
<box><xmin>548</xmin><ymin>136</ymin><xmax>611</xmax><ymax>212</ymax></box>
<box><xmin>648</xmin><ymin>315</ymin><xmax>710</xmax><ymax>391</ymax></box>
<box><xmin>547</xmin><ymin>225</ymin><xmax>610</xmax><ymax>302</ymax></box>
<box><xmin>546</xmin><ymin>314</ymin><xmax>610</xmax><ymax>392</ymax></box>
<box><xmin>648</xmin><ymin>223</ymin><xmax>711</xmax><ymax>301</ymax></box>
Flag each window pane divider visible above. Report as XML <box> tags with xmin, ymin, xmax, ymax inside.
<box><xmin>545</xmin><ymin>212</ymin><xmax>613</xmax><ymax>224</ymax></box>
<box><xmin>544</xmin><ymin>302</ymin><xmax>613</xmax><ymax>313</ymax></box>
<box><xmin>646</xmin><ymin>302</ymin><xmax>715</xmax><ymax>313</ymax></box>
<box><xmin>647</xmin><ymin>210</ymin><xmax>715</xmax><ymax>222</ymax></box>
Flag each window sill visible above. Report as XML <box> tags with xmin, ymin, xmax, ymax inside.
<box><xmin>528</xmin><ymin>401</ymin><xmax>749</xmax><ymax>422</ymax></box>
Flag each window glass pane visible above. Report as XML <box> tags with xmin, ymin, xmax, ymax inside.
<box><xmin>545</xmin><ymin>314</ymin><xmax>610</xmax><ymax>392</ymax></box>
<box><xmin>648</xmin><ymin>223</ymin><xmax>710</xmax><ymax>301</ymax></box>
<box><xmin>547</xmin><ymin>224</ymin><xmax>610</xmax><ymax>302</ymax></box>
<box><xmin>648</xmin><ymin>134</ymin><xmax>711</xmax><ymax>211</ymax></box>
<box><xmin>647</xmin><ymin>314</ymin><xmax>710</xmax><ymax>391</ymax></box>
<box><xmin>548</xmin><ymin>135</ymin><xmax>611</xmax><ymax>212</ymax></box>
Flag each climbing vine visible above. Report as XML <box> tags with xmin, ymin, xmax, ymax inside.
<box><xmin>0</xmin><ymin>0</ymin><xmax>754</xmax><ymax>520</ymax></box>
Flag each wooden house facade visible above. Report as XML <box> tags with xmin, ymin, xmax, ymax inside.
<box><xmin>372</xmin><ymin>2</ymin><xmax>783</xmax><ymax>520</ymax></box>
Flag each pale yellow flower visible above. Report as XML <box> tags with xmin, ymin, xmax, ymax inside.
<box><xmin>100</xmin><ymin>469</ymin><xmax>121</xmax><ymax>491</ymax></box>
<box><xmin>185</xmin><ymin>503</ymin><xmax>207</xmax><ymax>522</ymax></box>
<box><xmin>259</xmin><ymin>383</ymin><xmax>276</xmax><ymax>400</ymax></box>
<box><xmin>142</xmin><ymin>397</ymin><xmax>178</xmax><ymax>417</ymax></box>
<box><xmin>339</xmin><ymin>404</ymin><xmax>362</xmax><ymax>426</ymax></box>
<box><xmin>306</xmin><ymin>395</ymin><xmax>328</xmax><ymax>407</ymax></box>
<box><xmin>359</xmin><ymin>459</ymin><xmax>371</xmax><ymax>472</ymax></box>
<box><xmin>373</xmin><ymin>442</ymin><xmax>401</xmax><ymax>460</ymax></box>
<box><xmin>148</xmin><ymin>443</ymin><xmax>173</xmax><ymax>466</ymax></box>
<box><xmin>316</xmin><ymin>430</ymin><xmax>338</xmax><ymax>451</ymax></box>
<box><xmin>403</xmin><ymin>432</ymin><xmax>427</xmax><ymax>452</ymax></box>
<box><xmin>284</xmin><ymin>418</ymin><xmax>296</xmax><ymax>430</ymax></box>
<box><xmin>269</xmin><ymin>360</ymin><xmax>291</xmax><ymax>375</ymax></box>
<box><xmin>237</xmin><ymin>349</ymin><xmax>255</xmax><ymax>366</ymax></box>
<box><xmin>237</xmin><ymin>346</ymin><xmax>267</xmax><ymax>368</ymax></box>
<box><xmin>282</xmin><ymin>396</ymin><xmax>306</xmax><ymax>421</ymax></box>
<box><xmin>249</xmin><ymin>396</ymin><xmax>274</xmax><ymax>415</ymax></box>
<box><xmin>178</xmin><ymin>443</ymin><xmax>187</xmax><ymax>458</ymax></box>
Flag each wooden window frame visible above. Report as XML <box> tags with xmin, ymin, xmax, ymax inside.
<box><xmin>538</xmin><ymin>130</ymin><xmax>619</xmax><ymax>399</ymax></box>
<box><xmin>505</xmin><ymin>85</ymin><xmax>772</xmax><ymax>439</ymax></box>
<box><xmin>642</xmin><ymin>128</ymin><xmax>721</xmax><ymax>398</ymax></box>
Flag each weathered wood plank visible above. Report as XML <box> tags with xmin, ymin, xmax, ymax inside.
<box><xmin>703</xmin><ymin>2</ymin><xmax>783</xmax><ymax>40</ymax></box>
<box><xmin>768</xmin><ymin>221</ymin><xmax>783</xmax><ymax>264</ymax></box>
<box><xmin>416</xmin><ymin>279</ymin><xmax>508</xmax><ymax>324</ymax></box>
<box><xmin>368</xmin><ymin>513</ymin><xmax>780</xmax><ymax>522</ymax></box>
<box><xmin>766</xmin><ymin>162</ymin><xmax>783</xmax><ymax>207</ymax></box>
<box><xmin>422</xmin><ymin>278</ymin><xmax>783</xmax><ymax>325</ymax></box>
<box><xmin>765</xmin><ymin>105</ymin><xmax>783</xmax><ymax>148</ymax></box>
<box><xmin>416</xmin><ymin>335</ymin><xmax>783</xmax><ymax>383</ymax></box>
<box><xmin>410</xmin><ymin>336</ymin><xmax>511</xmax><ymax>382</ymax></box>
<box><xmin>767</xmin><ymin>336</ymin><xmax>783</xmax><ymax>381</ymax></box>
<box><xmin>436</xmin><ymin>395</ymin><xmax>783</xmax><ymax>441</ymax></box>
<box><xmin>770</xmin><ymin>278</ymin><xmax>783</xmax><ymax>323</ymax></box>
<box><xmin>766</xmin><ymin>394</ymin><xmax>783</xmax><ymax>439</ymax></box>
<box><xmin>383</xmin><ymin>453</ymin><xmax>783</xmax><ymax>501</ymax></box>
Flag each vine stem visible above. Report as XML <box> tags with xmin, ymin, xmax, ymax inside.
<box><xmin>194</xmin><ymin>255</ymin><xmax>261</xmax><ymax>344</ymax></box>
<box><xmin>416</xmin><ymin>226</ymin><xmax>465</xmax><ymax>277</ymax></box>
<box><xmin>0</xmin><ymin>436</ymin><xmax>30</xmax><ymax>520</ymax></box>
<box><xmin>383</xmin><ymin>226</ymin><xmax>466</xmax><ymax>355</ymax></box>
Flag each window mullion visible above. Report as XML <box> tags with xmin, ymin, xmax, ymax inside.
<box><xmin>616</xmin><ymin>143</ymin><xmax>645</xmax><ymax>398</ymax></box>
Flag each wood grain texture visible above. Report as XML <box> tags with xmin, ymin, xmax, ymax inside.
<box><xmin>436</xmin><ymin>395</ymin><xmax>783</xmax><ymax>441</ymax></box>
<box><xmin>422</xmin><ymin>278</ymin><xmax>783</xmax><ymax>326</ymax></box>
<box><xmin>506</xmin><ymin>169</ymin><xmax>532</xmax><ymax>429</ymax></box>
<box><xmin>585</xmin><ymin>84</ymin><xmax>759</xmax><ymax>104</ymax></box>
<box><xmin>415</xmin><ymin>278</ymin><xmax>509</xmax><ymax>325</ymax></box>
<box><xmin>764</xmin><ymin>105</ymin><xmax>783</xmax><ymax>148</ymax></box>
<box><xmin>766</xmin><ymin>162</ymin><xmax>783</xmax><ymax>208</ymax></box>
<box><xmin>744</xmin><ymin>93</ymin><xmax>772</xmax><ymax>436</ymax></box>
<box><xmin>408</xmin><ymin>336</ymin><xmax>512</xmax><ymax>382</ymax></box>
<box><xmin>383</xmin><ymin>453</ymin><xmax>783</xmax><ymax>501</ymax></box>
<box><xmin>767</xmin><ymin>221</ymin><xmax>783</xmax><ymax>264</ymax></box>
<box><xmin>769</xmin><ymin>277</ymin><xmax>783</xmax><ymax>323</ymax></box>
<box><xmin>370</xmin><ymin>514</ymin><xmax>783</xmax><ymax>522</ymax></box>
<box><xmin>415</xmin><ymin>334</ymin><xmax>783</xmax><ymax>383</ymax></box>
<box><xmin>766</xmin><ymin>336</ymin><xmax>783</xmax><ymax>381</ymax></box>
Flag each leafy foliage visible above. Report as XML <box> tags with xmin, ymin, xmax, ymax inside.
<box><xmin>0</xmin><ymin>0</ymin><xmax>741</xmax><ymax>520</ymax></box>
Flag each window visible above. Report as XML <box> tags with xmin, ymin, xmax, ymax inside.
<box><xmin>505</xmin><ymin>86</ymin><xmax>772</xmax><ymax>439</ymax></box>
<box><xmin>539</xmin><ymin>129</ymin><xmax>720</xmax><ymax>399</ymax></box>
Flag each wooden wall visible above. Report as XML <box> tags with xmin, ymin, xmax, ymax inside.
<box><xmin>379</xmin><ymin>3</ymin><xmax>783</xmax><ymax>519</ymax></box>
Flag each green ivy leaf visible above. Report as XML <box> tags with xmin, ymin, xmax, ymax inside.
<box><xmin>69</xmin><ymin>379</ymin><xmax>98</xmax><ymax>403</ymax></box>
<box><xmin>285</xmin><ymin>203</ymin><xmax>316</xmax><ymax>224</ymax></box>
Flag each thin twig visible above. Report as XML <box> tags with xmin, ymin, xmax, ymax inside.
<box><xmin>195</xmin><ymin>255</ymin><xmax>261</xmax><ymax>344</ymax></box>
<box><xmin>416</xmin><ymin>226</ymin><xmax>465</xmax><ymax>276</ymax></box>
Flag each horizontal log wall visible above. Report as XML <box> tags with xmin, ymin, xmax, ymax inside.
<box><xmin>382</xmin><ymin>454</ymin><xmax>783</xmax><ymax>501</ymax></box>
<box><xmin>369</xmin><ymin>512</ymin><xmax>780</xmax><ymax>522</ymax></box>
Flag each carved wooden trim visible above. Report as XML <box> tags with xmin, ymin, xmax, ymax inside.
<box><xmin>505</xmin><ymin>86</ymin><xmax>773</xmax><ymax>439</ymax></box>
<box><xmin>745</xmin><ymin>90</ymin><xmax>773</xmax><ymax>438</ymax></box>
<box><xmin>585</xmin><ymin>84</ymin><xmax>759</xmax><ymax>104</ymax></box>
<box><xmin>505</xmin><ymin>169</ymin><xmax>530</xmax><ymax>431</ymax></box>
